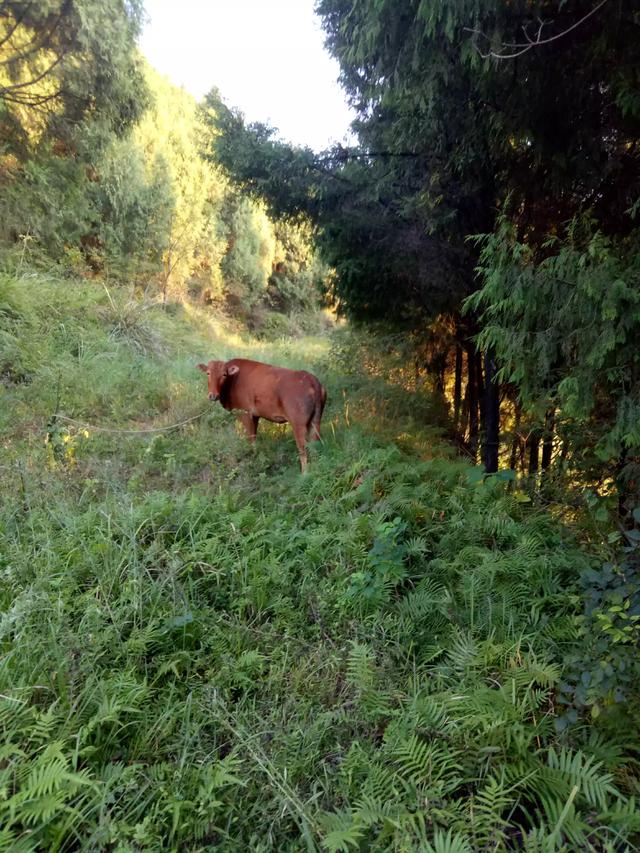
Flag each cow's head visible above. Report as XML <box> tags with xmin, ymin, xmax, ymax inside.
<box><xmin>196</xmin><ymin>360</ymin><xmax>239</xmax><ymax>402</ymax></box>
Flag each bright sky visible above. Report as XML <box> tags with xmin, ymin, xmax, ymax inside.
<box><xmin>139</xmin><ymin>0</ymin><xmax>355</xmax><ymax>152</ymax></box>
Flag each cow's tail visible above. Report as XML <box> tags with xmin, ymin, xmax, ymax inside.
<box><xmin>310</xmin><ymin>380</ymin><xmax>327</xmax><ymax>440</ymax></box>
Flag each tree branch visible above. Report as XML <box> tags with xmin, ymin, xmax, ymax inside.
<box><xmin>1</xmin><ymin>84</ymin><xmax>64</xmax><ymax>106</ymax></box>
<box><xmin>0</xmin><ymin>0</ymin><xmax>33</xmax><ymax>51</ymax></box>
<box><xmin>0</xmin><ymin>8</ymin><xmax>66</xmax><ymax>66</ymax></box>
<box><xmin>0</xmin><ymin>49</ymin><xmax>64</xmax><ymax>94</ymax></box>
<box><xmin>464</xmin><ymin>0</ymin><xmax>609</xmax><ymax>61</ymax></box>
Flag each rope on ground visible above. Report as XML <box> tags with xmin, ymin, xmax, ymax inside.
<box><xmin>53</xmin><ymin>410</ymin><xmax>210</xmax><ymax>436</ymax></box>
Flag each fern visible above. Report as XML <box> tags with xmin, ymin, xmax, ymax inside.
<box><xmin>361</xmin><ymin>689</ymin><xmax>395</xmax><ymax>719</ymax></box>
<box><xmin>445</xmin><ymin>629</ymin><xmax>478</xmax><ymax>675</ymax></box>
<box><xmin>320</xmin><ymin>811</ymin><xmax>365</xmax><ymax>852</ymax></box>
<box><xmin>391</xmin><ymin>736</ymin><xmax>462</xmax><ymax>794</ymax></box>
<box><xmin>395</xmin><ymin>578</ymin><xmax>451</xmax><ymax>627</ymax></box>
<box><xmin>596</xmin><ymin>796</ymin><xmax>640</xmax><ymax>844</ymax></box>
<box><xmin>510</xmin><ymin>655</ymin><xmax>561</xmax><ymax>691</ymax></box>
<box><xmin>469</xmin><ymin>775</ymin><xmax>517</xmax><ymax>849</ymax></box>
<box><xmin>407</xmin><ymin>693</ymin><xmax>453</xmax><ymax>736</ymax></box>
<box><xmin>520</xmin><ymin>825</ymin><xmax>569</xmax><ymax>853</ymax></box>
<box><xmin>539</xmin><ymin>786</ymin><xmax>588</xmax><ymax>848</ymax></box>
<box><xmin>19</xmin><ymin>792</ymin><xmax>68</xmax><ymax>827</ymax></box>
<box><xmin>0</xmin><ymin>828</ymin><xmax>38</xmax><ymax>853</ymax></box>
<box><xmin>346</xmin><ymin>641</ymin><xmax>376</xmax><ymax>695</ymax></box>
<box><xmin>362</xmin><ymin>762</ymin><xmax>404</xmax><ymax>803</ymax></box>
<box><xmin>421</xmin><ymin>828</ymin><xmax>473</xmax><ymax>853</ymax></box>
<box><xmin>547</xmin><ymin>747</ymin><xmax>619</xmax><ymax>810</ymax></box>
<box><xmin>22</xmin><ymin>707</ymin><xmax>60</xmax><ymax>747</ymax></box>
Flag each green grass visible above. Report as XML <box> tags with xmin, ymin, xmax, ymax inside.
<box><xmin>1</xmin><ymin>271</ymin><xmax>639</xmax><ymax>852</ymax></box>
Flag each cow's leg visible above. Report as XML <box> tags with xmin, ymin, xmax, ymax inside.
<box><xmin>308</xmin><ymin>414</ymin><xmax>321</xmax><ymax>442</ymax></box>
<box><xmin>308</xmin><ymin>386</ymin><xmax>326</xmax><ymax>442</ymax></box>
<box><xmin>308</xmin><ymin>412</ymin><xmax>319</xmax><ymax>442</ymax></box>
<box><xmin>240</xmin><ymin>412</ymin><xmax>259</xmax><ymax>444</ymax></box>
<box><xmin>291</xmin><ymin>421</ymin><xmax>308</xmax><ymax>473</ymax></box>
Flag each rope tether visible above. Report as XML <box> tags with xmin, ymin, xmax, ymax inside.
<box><xmin>53</xmin><ymin>410</ymin><xmax>209</xmax><ymax>436</ymax></box>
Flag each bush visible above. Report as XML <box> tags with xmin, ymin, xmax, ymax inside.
<box><xmin>221</xmin><ymin>196</ymin><xmax>275</xmax><ymax>311</ymax></box>
<box><xmin>250</xmin><ymin>309</ymin><xmax>292</xmax><ymax>340</ymax></box>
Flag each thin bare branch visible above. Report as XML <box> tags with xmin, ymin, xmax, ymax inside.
<box><xmin>464</xmin><ymin>0</ymin><xmax>609</xmax><ymax>61</ymax></box>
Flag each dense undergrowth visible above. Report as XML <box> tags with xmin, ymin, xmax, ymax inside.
<box><xmin>1</xmin><ymin>272</ymin><xmax>639</xmax><ymax>852</ymax></box>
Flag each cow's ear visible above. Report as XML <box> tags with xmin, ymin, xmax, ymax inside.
<box><xmin>196</xmin><ymin>363</ymin><xmax>208</xmax><ymax>373</ymax></box>
<box><xmin>226</xmin><ymin>364</ymin><xmax>240</xmax><ymax>376</ymax></box>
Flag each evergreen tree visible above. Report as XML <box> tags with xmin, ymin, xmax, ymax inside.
<box><xmin>0</xmin><ymin>0</ymin><xmax>150</xmax><ymax>268</ymax></box>
<box><xmin>134</xmin><ymin>67</ymin><xmax>228</xmax><ymax>301</ymax></box>
<box><xmin>0</xmin><ymin>0</ymin><xmax>146</xmax><ymax>155</ymax></box>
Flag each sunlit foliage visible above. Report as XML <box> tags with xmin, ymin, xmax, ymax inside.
<box><xmin>134</xmin><ymin>67</ymin><xmax>228</xmax><ymax>300</ymax></box>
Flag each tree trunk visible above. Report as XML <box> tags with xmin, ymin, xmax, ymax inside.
<box><xmin>466</xmin><ymin>344</ymin><xmax>479</xmax><ymax>461</ymax></box>
<box><xmin>461</xmin><ymin>379</ymin><xmax>469</xmax><ymax>442</ymax></box>
<box><xmin>541</xmin><ymin>408</ymin><xmax>555</xmax><ymax>472</ymax></box>
<box><xmin>438</xmin><ymin>356</ymin><xmax>447</xmax><ymax>396</ymax></box>
<box><xmin>529</xmin><ymin>433</ymin><xmax>540</xmax><ymax>476</ymax></box>
<box><xmin>615</xmin><ymin>446</ymin><xmax>632</xmax><ymax>521</ymax></box>
<box><xmin>510</xmin><ymin>398</ymin><xmax>522</xmax><ymax>471</ymax></box>
<box><xmin>481</xmin><ymin>348</ymin><xmax>500</xmax><ymax>473</ymax></box>
<box><xmin>453</xmin><ymin>343</ymin><xmax>463</xmax><ymax>427</ymax></box>
<box><xmin>432</xmin><ymin>350</ymin><xmax>447</xmax><ymax>396</ymax></box>
<box><xmin>476</xmin><ymin>351</ymin><xmax>485</xmax><ymax>428</ymax></box>
<box><xmin>162</xmin><ymin>269</ymin><xmax>169</xmax><ymax>308</ymax></box>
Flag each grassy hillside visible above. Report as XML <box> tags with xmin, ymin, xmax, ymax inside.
<box><xmin>1</xmin><ymin>272</ymin><xmax>638</xmax><ymax>852</ymax></box>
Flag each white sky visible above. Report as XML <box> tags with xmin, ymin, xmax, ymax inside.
<box><xmin>139</xmin><ymin>0</ymin><xmax>355</xmax><ymax>151</ymax></box>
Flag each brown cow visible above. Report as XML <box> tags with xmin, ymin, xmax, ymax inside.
<box><xmin>196</xmin><ymin>357</ymin><xmax>327</xmax><ymax>472</ymax></box>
